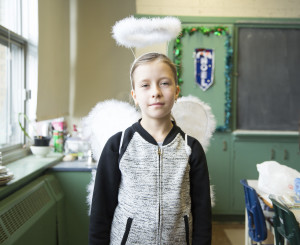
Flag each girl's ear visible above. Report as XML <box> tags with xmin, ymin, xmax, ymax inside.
<box><xmin>131</xmin><ymin>89</ymin><xmax>138</xmax><ymax>106</ymax></box>
<box><xmin>175</xmin><ymin>85</ymin><xmax>180</xmax><ymax>100</ymax></box>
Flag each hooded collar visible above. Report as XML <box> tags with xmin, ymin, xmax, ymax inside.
<box><xmin>132</xmin><ymin>119</ymin><xmax>182</xmax><ymax>146</ymax></box>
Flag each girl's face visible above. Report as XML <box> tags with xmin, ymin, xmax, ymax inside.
<box><xmin>131</xmin><ymin>60</ymin><xmax>180</xmax><ymax>122</ymax></box>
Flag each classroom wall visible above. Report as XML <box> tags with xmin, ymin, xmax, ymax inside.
<box><xmin>37</xmin><ymin>0</ymin><xmax>300</xmax><ymax>123</ymax></box>
<box><xmin>37</xmin><ymin>0</ymin><xmax>70</xmax><ymax>121</ymax></box>
<box><xmin>37</xmin><ymin>0</ymin><xmax>136</xmax><ymax>122</ymax></box>
<box><xmin>135</xmin><ymin>0</ymin><xmax>300</xmax><ymax>79</ymax></box>
<box><xmin>73</xmin><ymin>0</ymin><xmax>136</xmax><ymax>118</ymax></box>
<box><xmin>136</xmin><ymin>0</ymin><xmax>300</xmax><ymax>18</ymax></box>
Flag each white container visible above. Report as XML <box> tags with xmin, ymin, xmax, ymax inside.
<box><xmin>30</xmin><ymin>146</ymin><xmax>51</xmax><ymax>158</ymax></box>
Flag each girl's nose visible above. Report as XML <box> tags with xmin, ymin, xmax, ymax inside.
<box><xmin>152</xmin><ymin>85</ymin><xmax>162</xmax><ymax>98</ymax></box>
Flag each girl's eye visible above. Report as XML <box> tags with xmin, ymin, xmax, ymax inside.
<box><xmin>141</xmin><ymin>84</ymin><xmax>149</xmax><ymax>88</ymax></box>
<box><xmin>160</xmin><ymin>81</ymin><xmax>170</xmax><ymax>86</ymax></box>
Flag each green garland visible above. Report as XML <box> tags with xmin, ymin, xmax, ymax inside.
<box><xmin>173</xmin><ymin>26</ymin><xmax>233</xmax><ymax>132</ymax></box>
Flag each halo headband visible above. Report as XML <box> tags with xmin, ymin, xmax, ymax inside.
<box><xmin>112</xmin><ymin>16</ymin><xmax>182</xmax><ymax>48</ymax></box>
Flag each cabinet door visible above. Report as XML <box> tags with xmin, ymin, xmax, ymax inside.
<box><xmin>206</xmin><ymin>133</ymin><xmax>231</xmax><ymax>214</ymax></box>
<box><xmin>270</xmin><ymin>142</ymin><xmax>300</xmax><ymax>171</ymax></box>
<box><xmin>51</xmin><ymin>171</ymin><xmax>92</xmax><ymax>245</ymax></box>
<box><xmin>232</xmin><ymin>141</ymin><xmax>274</xmax><ymax>214</ymax></box>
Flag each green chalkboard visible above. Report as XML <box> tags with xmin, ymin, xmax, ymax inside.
<box><xmin>237</xmin><ymin>27</ymin><xmax>300</xmax><ymax>131</ymax></box>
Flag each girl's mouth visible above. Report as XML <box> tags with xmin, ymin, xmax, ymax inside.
<box><xmin>150</xmin><ymin>102</ymin><xmax>164</xmax><ymax>106</ymax></box>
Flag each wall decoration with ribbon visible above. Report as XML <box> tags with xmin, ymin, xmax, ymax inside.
<box><xmin>173</xmin><ymin>26</ymin><xmax>233</xmax><ymax>132</ymax></box>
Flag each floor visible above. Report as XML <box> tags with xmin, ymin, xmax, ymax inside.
<box><xmin>212</xmin><ymin>221</ymin><xmax>275</xmax><ymax>245</ymax></box>
<box><xmin>212</xmin><ymin>221</ymin><xmax>244</xmax><ymax>245</ymax></box>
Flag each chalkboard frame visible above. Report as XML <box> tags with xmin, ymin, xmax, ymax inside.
<box><xmin>233</xmin><ymin>22</ymin><xmax>300</xmax><ymax>131</ymax></box>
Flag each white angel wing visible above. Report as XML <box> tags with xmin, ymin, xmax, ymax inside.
<box><xmin>172</xmin><ymin>95</ymin><xmax>216</xmax><ymax>152</ymax></box>
<box><xmin>172</xmin><ymin>95</ymin><xmax>216</xmax><ymax>206</ymax></box>
<box><xmin>82</xmin><ymin>99</ymin><xmax>140</xmax><ymax>214</ymax></box>
<box><xmin>86</xmin><ymin>169</ymin><xmax>96</xmax><ymax>214</ymax></box>
<box><xmin>81</xmin><ymin>99</ymin><xmax>140</xmax><ymax>162</ymax></box>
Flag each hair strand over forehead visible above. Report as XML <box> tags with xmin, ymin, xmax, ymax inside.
<box><xmin>130</xmin><ymin>52</ymin><xmax>178</xmax><ymax>89</ymax></box>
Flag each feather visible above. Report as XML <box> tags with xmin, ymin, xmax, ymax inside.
<box><xmin>86</xmin><ymin>169</ymin><xmax>96</xmax><ymax>214</ymax></box>
<box><xmin>81</xmin><ymin>99</ymin><xmax>140</xmax><ymax>162</ymax></box>
<box><xmin>172</xmin><ymin>95</ymin><xmax>216</xmax><ymax>152</ymax></box>
<box><xmin>210</xmin><ymin>185</ymin><xmax>216</xmax><ymax>207</ymax></box>
<box><xmin>112</xmin><ymin>16</ymin><xmax>182</xmax><ymax>48</ymax></box>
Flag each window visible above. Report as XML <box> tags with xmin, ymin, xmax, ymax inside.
<box><xmin>0</xmin><ymin>0</ymin><xmax>38</xmax><ymax>164</ymax></box>
<box><xmin>0</xmin><ymin>30</ymin><xmax>25</xmax><ymax>149</ymax></box>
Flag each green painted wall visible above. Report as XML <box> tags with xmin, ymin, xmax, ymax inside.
<box><xmin>168</xmin><ymin>16</ymin><xmax>300</xmax><ymax>215</ymax></box>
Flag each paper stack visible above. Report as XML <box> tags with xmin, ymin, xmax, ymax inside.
<box><xmin>0</xmin><ymin>166</ymin><xmax>14</xmax><ymax>186</ymax></box>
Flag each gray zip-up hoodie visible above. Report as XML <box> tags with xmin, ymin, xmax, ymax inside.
<box><xmin>89</xmin><ymin>121</ymin><xmax>211</xmax><ymax>245</ymax></box>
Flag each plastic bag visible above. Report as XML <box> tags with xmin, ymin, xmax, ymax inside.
<box><xmin>257</xmin><ymin>161</ymin><xmax>300</xmax><ymax>196</ymax></box>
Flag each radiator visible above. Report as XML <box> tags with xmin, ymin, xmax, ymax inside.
<box><xmin>0</xmin><ymin>175</ymin><xmax>65</xmax><ymax>245</ymax></box>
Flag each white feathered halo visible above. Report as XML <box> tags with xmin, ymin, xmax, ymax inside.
<box><xmin>112</xmin><ymin>16</ymin><xmax>182</xmax><ymax>48</ymax></box>
<box><xmin>82</xmin><ymin>96</ymin><xmax>216</xmax><ymax>213</ymax></box>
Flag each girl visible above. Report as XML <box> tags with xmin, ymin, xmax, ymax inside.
<box><xmin>89</xmin><ymin>53</ymin><xmax>212</xmax><ymax>245</ymax></box>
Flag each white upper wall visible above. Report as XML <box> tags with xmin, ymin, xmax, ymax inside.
<box><xmin>136</xmin><ymin>0</ymin><xmax>300</xmax><ymax>18</ymax></box>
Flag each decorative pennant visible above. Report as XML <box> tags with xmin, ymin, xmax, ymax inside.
<box><xmin>194</xmin><ymin>48</ymin><xmax>215</xmax><ymax>91</ymax></box>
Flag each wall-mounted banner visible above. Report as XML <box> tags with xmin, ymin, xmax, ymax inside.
<box><xmin>194</xmin><ymin>48</ymin><xmax>214</xmax><ymax>91</ymax></box>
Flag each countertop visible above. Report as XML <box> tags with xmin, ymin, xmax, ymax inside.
<box><xmin>0</xmin><ymin>152</ymin><xmax>64</xmax><ymax>200</ymax></box>
<box><xmin>0</xmin><ymin>153</ymin><xmax>98</xmax><ymax>201</ymax></box>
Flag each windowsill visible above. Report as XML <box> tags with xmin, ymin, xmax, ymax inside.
<box><xmin>0</xmin><ymin>152</ymin><xmax>64</xmax><ymax>200</ymax></box>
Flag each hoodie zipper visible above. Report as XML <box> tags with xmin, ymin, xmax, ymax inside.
<box><xmin>158</xmin><ymin>146</ymin><xmax>162</xmax><ymax>245</ymax></box>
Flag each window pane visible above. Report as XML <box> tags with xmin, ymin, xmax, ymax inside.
<box><xmin>0</xmin><ymin>0</ymin><xmax>21</xmax><ymax>34</ymax></box>
<box><xmin>0</xmin><ymin>42</ymin><xmax>8</xmax><ymax>146</ymax></box>
<box><xmin>10</xmin><ymin>42</ymin><xmax>23</xmax><ymax>145</ymax></box>
<box><xmin>22</xmin><ymin>0</ymin><xmax>38</xmax><ymax>42</ymax></box>
<box><xmin>0</xmin><ymin>40</ymin><xmax>23</xmax><ymax>148</ymax></box>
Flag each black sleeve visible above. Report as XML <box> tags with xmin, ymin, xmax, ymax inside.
<box><xmin>189</xmin><ymin>137</ymin><xmax>212</xmax><ymax>245</ymax></box>
<box><xmin>89</xmin><ymin>132</ymin><xmax>122</xmax><ymax>245</ymax></box>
